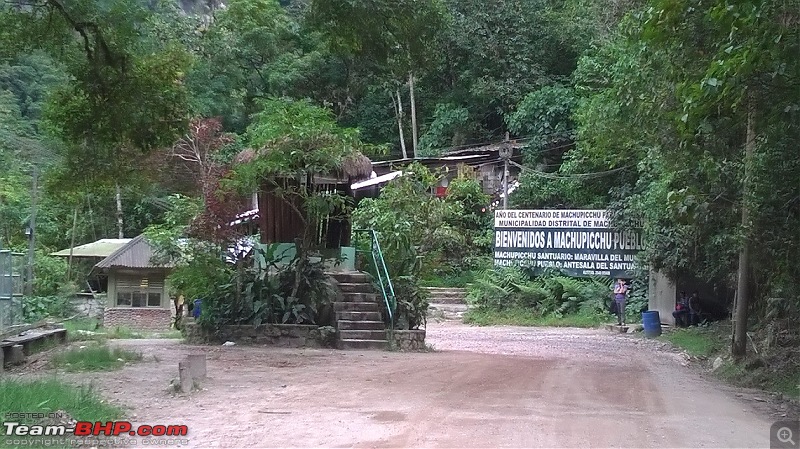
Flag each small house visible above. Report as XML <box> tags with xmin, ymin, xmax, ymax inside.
<box><xmin>231</xmin><ymin>150</ymin><xmax>375</xmax><ymax>271</ymax></box>
<box><xmin>92</xmin><ymin>235</ymin><xmax>174</xmax><ymax>331</ymax></box>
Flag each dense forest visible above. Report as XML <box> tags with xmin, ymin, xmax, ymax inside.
<box><xmin>0</xmin><ymin>0</ymin><xmax>798</xmax><ymax>354</ymax></box>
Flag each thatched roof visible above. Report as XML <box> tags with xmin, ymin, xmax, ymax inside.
<box><xmin>340</xmin><ymin>152</ymin><xmax>373</xmax><ymax>181</ymax></box>
<box><xmin>234</xmin><ymin>148</ymin><xmax>373</xmax><ymax>182</ymax></box>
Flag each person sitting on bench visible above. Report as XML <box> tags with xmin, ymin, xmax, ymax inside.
<box><xmin>672</xmin><ymin>291</ymin><xmax>690</xmax><ymax>327</ymax></box>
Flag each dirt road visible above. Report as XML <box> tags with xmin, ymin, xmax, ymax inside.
<box><xmin>57</xmin><ymin>323</ymin><xmax>785</xmax><ymax>448</ymax></box>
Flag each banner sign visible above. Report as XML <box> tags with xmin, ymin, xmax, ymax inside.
<box><xmin>493</xmin><ymin>209</ymin><xmax>644</xmax><ymax>278</ymax></box>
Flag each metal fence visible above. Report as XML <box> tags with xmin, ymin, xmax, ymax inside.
<box><xmin>0</xmin><ymin>250</ymin><xmax>24</xmax><ymax>330</ymax></box>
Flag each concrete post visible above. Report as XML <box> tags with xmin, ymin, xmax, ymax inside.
<box><xmin>186</xmin><ymin>354</ymin><xmax>206</xmax><ymax>380</ymax></box>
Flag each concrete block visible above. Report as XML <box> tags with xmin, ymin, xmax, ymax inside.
<box><xmin>186</xmin><ymin>354</ymin><xmax>206</xmax><ymax>380</ymax></box>
<box><xmin>7</xmin><ymin>344</ymin><xmax>25</xmax><ymax>365</ymax></box>
<box><xmin>178</xmin><ymin>361</ymin><xmax>193</xmax><ymax>393</ymax></box>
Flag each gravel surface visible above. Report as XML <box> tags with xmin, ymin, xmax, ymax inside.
<box><xmin>5</xmin><ymin>322</ymin><xmax>790</xmax><ymax>448</ymax></box>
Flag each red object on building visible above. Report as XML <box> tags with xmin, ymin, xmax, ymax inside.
<box><xmin>435</xmin><ymin>186</ymin><xmax>448</xmax><ymax>197</ymax></box>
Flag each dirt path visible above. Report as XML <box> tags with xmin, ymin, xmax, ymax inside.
<box><xmin>46</xmin><ymin>323</ymin><xmax>787</xmax><ymax>448</ymax></box>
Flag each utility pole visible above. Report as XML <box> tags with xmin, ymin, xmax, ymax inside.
<box><xmin>25</xmin><ymin>166</ymin><xmax>38</xmax><ymax>296</ymax></box>
<box><xmin>499</xmin><ymin>132</ymin><xmax>512</xmax><ymax>209</ymax></box>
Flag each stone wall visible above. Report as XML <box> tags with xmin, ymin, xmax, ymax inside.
<box><xmin>71</xmin><ymin>295</ymin><xmax>105</xmax><ymax>319</ymax></box>
<box><xmin>103</xmin><ymin>307</ymin><xmax>172</xmax><ymax>331</ymax></box>
<box><xmin>389</xmin><ymin>329</ymin><xmax>426</xmax><ymax>351</ymax></box>
<box><xmin>183</xmin><ymin>322</ymin><xmax>332</xmax><ymax>348</ymax></box>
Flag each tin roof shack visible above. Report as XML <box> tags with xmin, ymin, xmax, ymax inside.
<box><xmin>93</xmin><ymin>235</ymin><xmax>174</xmax><ymax>331</ymax></box>
<box><xmin>51</xmin><ymin>239</ymin><xmax>133</xmax><ymax>318</ymax></box>
<box><xmin>233</xmin><ymin>150</ymin><xmax>374</xmax><ymax>272</ymax></box>
<box><xmin>365</xmin><ymin>142</ymin><xmax>524</xmax><ymax>201</ymax></box>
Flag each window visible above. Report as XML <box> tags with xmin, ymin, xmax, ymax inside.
<box><xmin>115</xmin><ymin>275</ymin><xmax>163</xmax><ymax>308</ymax></box>
<box><xmin>118</xmin><ymin>292</ymin><xmax>132</xmax><ymax>306</ymax></box>
<box><xmin>148</xmin><ymin>293</ymin><xmax>161</xmax><ymax>307</ymax></box>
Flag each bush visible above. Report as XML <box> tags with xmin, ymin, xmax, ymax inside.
<box><xmin>32</xmin><ymin>251</ymin><xmax>72</xmax><ymax>296</ymax></box>
<box><xmin>187</xmin><ymin>244</ymin><xmax>338</xmax><ymax>332</ymax></box>
<box><xmin>467</xmin><ymin>267</ymin><xmax>614</xmax><ymax>322</ymax></box>
<box><xmin>391</xmin><ymin>276</ymin><xmax>429</xmax><ymax>330</ymax></box>
<box><xmin>22</xmin><ymin>295</ymin><xmax>75</xmax><ymax>321</ymax></box>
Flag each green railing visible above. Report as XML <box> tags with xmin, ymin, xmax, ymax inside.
<box><xmin>353</xmin><ymin>229</ymin><xmax>396</xmax><ymax>332</ymax></box>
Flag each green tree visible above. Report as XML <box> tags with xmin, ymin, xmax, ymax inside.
<box><xmin>232</xmin><ymin>98</ymin><xmax>378</xmax><ymax>300</ymax></box>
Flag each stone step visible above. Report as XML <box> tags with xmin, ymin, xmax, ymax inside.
<box><xmin>426</xmin><ymin>295</ymin><xmax>467</xmax><ymax>304</ymax></box>
<box><xmin>339</xmin><ymin>329</ymin><xmax>387</xmax><ymax>340</ymax></box>
<box><xmin>424</xmin><ymin>287</ymin><xmax>468</xmax><ymax>292</ymax></box>
<box><xmin>427</xmin><ymin>303</ymin><xmax>468</xmax><ymax>321</ymax></box>
<box><xmin>329</xmin><ymin>271</ymin><xmax>372</xmax><ymax>284</ymax></box>
<box><xmin>340</xmin><ymin>292</ymin><xmax>378</xmax><ymax>303</ymax></box>
<box><xmin>338</xmin><ymin>339</ymin><xmax>388</xmax><ymax>350</ymax></box>
<box><xmin>337</xmin><ymin>320</ymin><xmax>385</xmax><ymax>330</ymax></box>
<box><xmin>337</xmin><ymin>282</ymin><xmax>376</xmax><ymax>294</ymax></box>
<box><xmin>334</xmin><ymin>302</ymin><xmax>380</xmax><ymax>312</ymax></box>
<box><xmin>336</xmin><ymin>311</ymin><xmax>382</xmax><ymax>322</ymax></box>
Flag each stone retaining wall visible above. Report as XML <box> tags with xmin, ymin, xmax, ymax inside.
<box><xmin>389</xmin><ymin>329</ymin><xmax>426</xmax><ymax>351</ymax></box>
<box><xmin>184</xmin><ymin>323</ymin><xmax>334</xmax><ymax>348</ymax></box>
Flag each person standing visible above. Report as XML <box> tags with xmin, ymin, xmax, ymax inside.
<box><xmin>613</xmin><ymin>278</ymin><xmax>629</xmax><ymax>326</ymax></box>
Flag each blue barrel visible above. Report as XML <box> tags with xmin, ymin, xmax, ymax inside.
<box><xmin>642</xmin><ymin>311</ymin><xmax>662</xmax><ymax>338</ymax></box>
<box><xmin>193</xmin><ymin>299</ymin><xmax>202</xmax><ymax>318</ymax></box>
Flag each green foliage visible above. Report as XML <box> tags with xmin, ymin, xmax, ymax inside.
<box><xmin>183</xmin><ymin>243</ymin><xmax>337</xmax><ymax>331</ymax></box>
<box><xmin>21</xmin><ymin>295</ymin><xmax>75</xmax><ymax>322</ymax></box>
<box><xmin>352</xmin><ymin>162</ymin><xmax>459</xmax><ymax>278</ymax></box>
<box><xmin>418</xmin><ymin>103</ymin><xmax>471</xmax><ymax>156</ymax></box>
<box><xmin>0</xmin><ymin>378</ymin><xmax>122</xmax><ymax>430</ymax></box>
<box><xmin>661</xmin><ymin>327</ymin><xmax>724</xmax><ymax>357</ymax></box>
<box><xmin>467</xmin><ymin>267</ymin><xmax>614</xmax><ymax>322</ymax></box>
<box><xmin>391</xmin><ymin>275</ymin><xmax>429</xmax><ymax>330</ymax></box>
<box><xmin>31</xmin><ymin>250</ymin><xmax>71</xmax><ymax>296</ymax></box>
<box><xmin>506</xmin><ymin>84</ymin><xmax>576</xmax><ymax>147</ymax></box>
<box><xmin>50</xmin><ymin>345</ymin><xmax>142</xmax><ymax>372</ymax></box>
<box><xmin>464</xmin><ymin>307</ymin><xmax>608</xmax><ymax>328</ymax></box>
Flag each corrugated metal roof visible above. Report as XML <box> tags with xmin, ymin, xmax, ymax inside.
<box><xmin>94</xmin><ymin>235</ymin><xmax>173</xmax><ymax>269</ymax></box>
<box><xmin>351</xmin><ymin>171</ymin><xmax>404</xmax><ymax>190</ymax></box>
<box><xmin>51</xmin><ymin>239</ymin><xmax>133</xmax><ymax>258</ymax></box>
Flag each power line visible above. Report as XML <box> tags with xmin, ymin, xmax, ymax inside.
<box><xmin>508</xmin><ymin>160</ymin><xmax>633</xmax><ymax>180</ymax></box>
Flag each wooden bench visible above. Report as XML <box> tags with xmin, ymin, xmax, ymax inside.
<box><xmin>1</xmin><ymin>328</ymin><xmax>67</xmax><ymax>367</ymax></box>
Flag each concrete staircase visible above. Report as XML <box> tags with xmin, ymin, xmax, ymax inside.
<box><xmin>424</xmin><ymin>287</ymin><xmax>470</xmax><ymax>321</ymax></box>
<box><xmin>330</xmin><ymin>272</ymin><xmax>388</xmax><ymax>350</ymax></box>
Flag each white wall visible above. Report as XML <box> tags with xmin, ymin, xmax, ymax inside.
<box><xmin>648</xmin><ymin>269</ymin><xmax>676</xmax><ymax>325</ymax></box>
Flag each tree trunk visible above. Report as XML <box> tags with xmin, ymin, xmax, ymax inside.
<box><xmin>115</xmin><ymin>183</ymin><xmax>124</xmax><ymax>239</ymax></box>
<box><xmin>732</xmin><ymin>92</ymin><xmax>756</xmax><ymax>359</ymax></box>
<box><xmin>392</xmin><ymin>89</ymin><xmax>408</xmax><ymax>159</ymax></box>
<box><xmin>66</xmin><ymin>207</ymin><xmax>78</xmax><ymax>283</ymax></box>
<box><xmin>409</xmin><ymin>71</ymin><xmax>418</xmax><ymax>158</ymax></box>
<box><xmin>26</xmin><ymin>167</ymin><xmax>37</xmax><ymax>296</ymax></box>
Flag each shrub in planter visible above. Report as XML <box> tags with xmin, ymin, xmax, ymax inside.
<box><xmin>391</xmin><ymin>276</ymin><xmax>429</xmax><ymax>330</ymax></box>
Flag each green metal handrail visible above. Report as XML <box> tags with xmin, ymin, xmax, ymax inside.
<box><xmin>353</xmin><ymin>229</ymin><xmax>396</xmax><ymax>333</ymax></box>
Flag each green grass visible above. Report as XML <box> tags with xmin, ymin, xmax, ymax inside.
<box><xmin>717</xmin><ymin>358</ymin><xmax>800</xmax><ymax>399</ymax></box>
<box><xmin>464</xmin><ymin>307</ymin><xmax>607</xmax><ymax>328</ymax></box>
<box><xmin>0</xmin><ymin>378</ymin><xmax>122</xmax><ymax>449</ymax></box>
<box><xmin>51</xmin><ymin>345</ymin><xmax>143</xmax><ymax>372</ymax></box>
<box><xmin>421</xmin><ymin>271</ymin><xmax>478</xmax><ymax>288</ymax></box>
<box><xmin>660</xmin><ymin>327</ymin><xmax>724</xmax><ymax>357</ymax></box>
<box><xmin>768</xmin><ymin>371</ymin><xmax>800</xmax><ymax>399</ymax></box>
<box><xmin>63</xmin><ymin>318</ymin><xmax>181</xmax><ymax>340</ymax></box>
